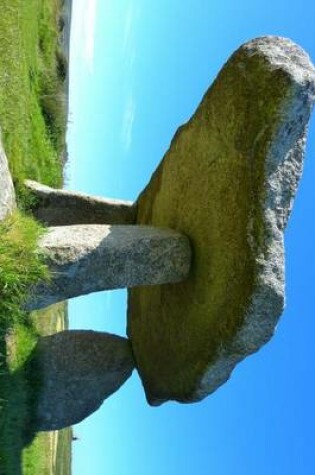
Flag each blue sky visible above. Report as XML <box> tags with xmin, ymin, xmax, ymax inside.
<box><xmin>66</xmin><ymin>1</ymin><xmax>315</xmax><ymax>473</ymax></box>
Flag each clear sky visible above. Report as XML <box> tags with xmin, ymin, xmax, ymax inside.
<box><xmin>66</xmin><ymin>1</ymin><xmax>315</xmax><ymax>473</ymax></box>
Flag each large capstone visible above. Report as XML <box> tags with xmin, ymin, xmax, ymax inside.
<box><xmin>0</xmin><ymin>133</ymin><xmax>16</xmax><ymax>221</ymax></box>
<box><xmin>33</xmin><ymin>330</ymin><xmax>135</xmax><ymax>431</ymax></box>
<box><xmin>127</xmin><ymin>36</ymin><xmax>315</xmax><ymax>405</ymax></box>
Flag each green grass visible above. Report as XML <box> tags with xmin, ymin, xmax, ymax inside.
<box><xmin>54</xmin><ymin>428</ymin><xmax>72</xmax><ymax>475</ymax></box>
<box><xmin>0</xmin><ymin>0</ymin><xmax>66</xmax><ymax>190</ymax></box>
<box><xmin>23</xmin><ymin>433</ymin><xmax>53</xmax><ymax>475</ymax></box>
<box><xmin>0</xmin><ymin>213</ymin><xmax>50</xmax><ymax>473</ymax></box>
<box><xmin>0</xmin><ymin>323</ymin><xmax>39</xmax><ymax>475</ymax></box>
<box><xmin>23</xmin><ymin>426</ymin><xmax>72</xmax><ymax>475</ymax></box>
<box><xmin>0</xmin><ymin>212</ymin><xmax>49</xmax><ymax>328</ymax></box>
<box><xmin>0</xmin><ymin>0</ymin><xmax>70</xmax><ymax>473</ymax></box>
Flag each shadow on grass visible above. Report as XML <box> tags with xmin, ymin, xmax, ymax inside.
<box><xmin>0</xmin><ymin>337</ymin><xmax>43</xmax><ymax>475</ymax></box>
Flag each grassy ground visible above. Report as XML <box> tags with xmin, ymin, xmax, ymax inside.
<box><xmin>0</xmin><ymin>213</ymin><xmax>48</xmax><ymax>472</ymax></box>
<box><xmin>54</xmin><ymin>427</ymin><xmax>72</xmax><ymax>475</ymax></box>
<box><xmin>0</xmin><ymin>0</ymin><xmax>71</xmax><ymax>473</ymax></box>
<box><xmin>0</xmin><ymin>213</ymin><xmax>49</xmax><ymax>329</ymax></box>
<box><xmin>23</xmin><ymin>427</ymin><xmax>72</xmax><ymax>475</ymax></box>
<box><xmin>0</xmin><ymin>323</ymin><xmax>38</xmax><ymax>475</ymax></box>
<box><xmin>0</xmin><ymin>0</ymin><xmax>66</xmax><ymax>191</ymax></box>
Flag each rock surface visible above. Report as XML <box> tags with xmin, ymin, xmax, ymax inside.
<box><xmin>26</xmin><ymin>224</ymin><xmax>191</xmax><ymax>310</ymax></box>
<box><xmin>33</xmin><ymin>330</ymin><xmax>135</xmax><ymax>430</ymax></box>
<box><xmin>127</xmin><ymin>36</ymin><xmax>315</xmax><ymax>405</ymax></box>
<box><xmin>0</xmin><ymin>133</ymin><xmax>16</xmax><ymax>221</ymax></box>
<box><xmin>24</xmin><ymin>179</ymin><xmax>137</xmax><ymax>225</ymax></box>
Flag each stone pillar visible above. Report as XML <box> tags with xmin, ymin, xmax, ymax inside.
<box><xmin>31</xmin><ymin>330</ymin><xmax>135</xmax><ymax>431</ymax></box>
<box><xmin>26</xmin><ymin>224</ymin><xmax>191</xmax><ymax>310</ymax></box>
<box><xmin>24</xmin><ymin>179</ymin><xmax>137</xmax><ymax>225</ymax></box>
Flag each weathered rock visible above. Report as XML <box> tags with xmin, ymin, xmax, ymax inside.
<box><xmin>24</xmin><ymin>179</ymin><xmax>136</xmax><ymax>225</ymax></box>
<box><xmin>26</xmin><ymin>224</ymin><xmax>191</xmax><ymax>310</ymax></box>
<box><xmin>127</xmin><ymin>36</ymin><xmax>315</xmax><ymax>405</ymax></box>
<box><xmin>0</xmin><ymin>132</ymin><xmax>16</xmax><ymax>221</ymax></box>
<box><xmin>33</xmin><ymin>330</ymin><xmax>135</xmax><ymax>430</ymax></box>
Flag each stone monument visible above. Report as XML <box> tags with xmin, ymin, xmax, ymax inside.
<box><xmin>21</xmin><ymin>36</ymin><xmax>315</xmax><ymax>429</ymax></box>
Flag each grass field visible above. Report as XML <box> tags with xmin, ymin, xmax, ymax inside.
<box><xmin>0</xmin><ymin>0</ymin><xmax>66</xmax><ymax>191</ymax></box>
<box><xmin>0</xmin><ymin>0</ymin><xmax>71</xmax><ymax>474</ymax></box>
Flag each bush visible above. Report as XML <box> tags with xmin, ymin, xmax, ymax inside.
<box><xmin>56</xmin><ymin>49</ymin><xmax>68</xmax><ymax>82</ymax></box>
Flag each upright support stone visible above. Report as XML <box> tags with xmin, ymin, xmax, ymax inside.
<box><xmin>127</xmin><ymin>36</ymin><xmax>315</xmax><ymax>405</ymax></box>
<box><xmin>24</xmin><ymin>179</ymin><xmax>137</xmax><ymax>226</ymax></box>
<box><xmin>32</xmin><ymin>330</ymin><xmax>135</xmax><ymax>431</ymax></box>
<box><xmin>26</xmin><ymin>224</ymin><xmax>191</xmax><ymax>311</ymax></box>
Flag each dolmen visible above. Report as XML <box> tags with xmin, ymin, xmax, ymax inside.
<box><xmin>23</xmin><ymin>36</ymin><xmax>315</xmax><ymax>430</ymax></box>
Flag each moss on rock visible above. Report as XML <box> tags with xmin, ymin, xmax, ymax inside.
<box><xmin>127</xmin><ymin>36</ymin><xmax>315</xmax><ymax>405</ymax></box>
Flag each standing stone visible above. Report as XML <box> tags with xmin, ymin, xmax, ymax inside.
<box><xmin>26</xmin><ymin>224</ymin><xmax>191</xmax><ymax>310</ymax></box>
<box><xmin>127</xmin><ymin>36</ymin><xmax>315</xmax><ymax>405</ymax></box>
<box><xmin>33</xmin><ymin>330</ymin><xmax>135</xmax><ymax>430</ymax></box>
<box><xmin>24</xmin><ymin>179</ymin><xmax>137</xmax><ymax>226</ymax></box>
<box><xmin>0</xmin><ymin>133</ymin><xmax>16</xmax><ymax>221</ymax></box>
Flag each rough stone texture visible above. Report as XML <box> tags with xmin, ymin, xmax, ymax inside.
<box><xmin>33</xmin><ymin>330</ymin><xmax>135</xmax><ymax>430</ymax></box>
<box><xmin>127</xmin><ymin>36</ymin><xmax>315</xmax><ymax>405</ymax></box>
<box><xmin>0</xmin><ymin>133</ymin><xmax>16</xmax><ymax>221</ymax></box>
<box><xmin>26</xmin><ymin>224</ymin><xmax>191</xmax><ymax>310</ymax></box>
<box><xmin>24</xmin><ymin>179</ymin><xmax>137</xmax><ymax>225</ymax></box>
